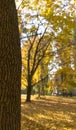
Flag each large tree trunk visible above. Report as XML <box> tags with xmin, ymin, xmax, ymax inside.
<box><xmin>0</xmin><ymin>1</ymin><xmax>21</xmax><ymax>130</ymax></box>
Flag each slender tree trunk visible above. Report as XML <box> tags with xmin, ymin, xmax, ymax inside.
<box><xmin>26</xmin><ymin>85</ymin><xmax>32</xmax><ymax>102</ymax></box>
<box><xmin>0</xmin><ymin>1</ymin><xmax>21</xmax><ymax>130</ymax></box>
<box><xmin>26</xmin><ymin>75</ymin><xmax>32</xmax><ymax>102</ymax></box>
<box><xmin>41</xmin><ymin>86</ymin><xmax>45</xmax><ymax>95</ymax></box>
<box><xmin>38</xmin><ymin>86</ymin><xmax>41</xmax><ymax>98</ymax></box>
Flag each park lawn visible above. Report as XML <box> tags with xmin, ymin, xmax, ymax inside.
<box><xmin>21</xmin><ymin>95</ymin><xmax>76</xmax><ymax>130</ymax></box>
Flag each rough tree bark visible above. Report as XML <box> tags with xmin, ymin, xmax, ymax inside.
<box><xmin>0</xmin><ymin>0</ymin><xmax>21</xmax><ymax>130</ymax></box>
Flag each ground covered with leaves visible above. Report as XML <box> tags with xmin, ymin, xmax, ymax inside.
<box><xmin>21</xmin><ymin>95</ymin><xmax>76</xmax><ymax>130</ymax></box>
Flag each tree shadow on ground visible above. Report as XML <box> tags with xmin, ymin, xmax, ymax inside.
<box><xmin>21</xmin><ymin>96</ymin><xmax>76</xmax><ymax>130</ymax></box>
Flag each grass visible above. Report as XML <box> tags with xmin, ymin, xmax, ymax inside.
<box><xmin>21</xmin><ymin>95</ymin><xmax>76</xmax><ymax>130</ymax></box>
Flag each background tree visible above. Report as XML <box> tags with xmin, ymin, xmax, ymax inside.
<box><xmin>0</xmin><ymin>0</ymin><xmax>21</xmax><ymax>130</ymax></box>
<box><xmin>18</xmin><ymin>5</ymin><xmax>52</xmax><ymax>102</ymax></box>
<box><xmin>37</xmin><ymin>55</ymin><xmax>50</xmax><ymax>96</ymax></box>
<box><xmin>22</xmin><ymin>31</ymin><xmax>51</xmax><ymax>102</ymax></box>
<box><xmin>54</xmin><ymin>67</ymin><xmax>75</xmax><ymax>94</ymax></box>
